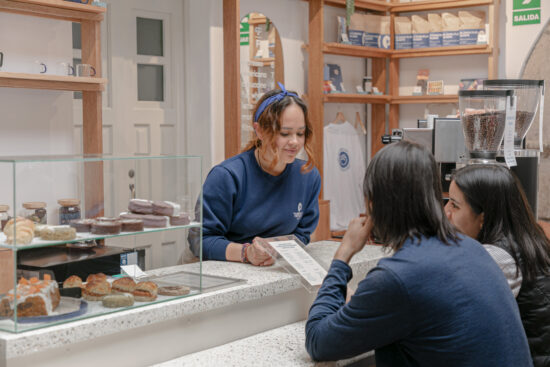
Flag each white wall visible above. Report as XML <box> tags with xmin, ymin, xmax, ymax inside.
<box><xmin>505</xmin><ymin>2</ymin><xmax>550</xmax><ymax>78</ymax></box>
<box><xmin>0</xmin><ymin>14</ymin><xmax>76</xmax><ymax>221</ymax></box>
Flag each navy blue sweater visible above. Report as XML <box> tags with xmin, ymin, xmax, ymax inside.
<box><xmin>195</xmin><ymin>149</ymin><xmax>321</xmax><ymax>260</ymax></box>
<box><xmin>306</xmin><ymin>236</ymin><xmax>533</xmax><ymax>366</ymax></box>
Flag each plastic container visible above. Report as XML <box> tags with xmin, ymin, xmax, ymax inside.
<box><xmin>21</xmin><ymin>202</ymin><xmax>47</xmax><ymax>224</ymax></box>
<box><xmin>483</xmin><ymin>79</ymin><xmax>544</xmax><ymax>147</ymax></box>
<box><xmin>58</xmin><ymin>199</ymin><xmax>81</xmax><ymax>225</ymax></box>
<box><xmin>458</xmin><ymin>89</ymin><xmax>513</xmax><ymax>162</ymax></box>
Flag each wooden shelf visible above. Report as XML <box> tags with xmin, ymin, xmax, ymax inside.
<box><xmin>324</xmin><ymin>93</ymin><xmax>390</xmax><ymax>104</ymax></box>
<box><xmin>391</xmin><ymin>94</ymin><xmax>458</xmax><ymax>104</ymax></box>
<box><xmin>391</xmin><ymin>44</ymin><xmax>492</xmax><ymax>59</ymax></box>
<box><xmin>390</xmin><ymin>0</ymin><xmax>493</xmax><ymax>13</ymax></box>
<box><xmin>0</xmin><ymin>0</ymin><xmax>105</xmax><ymax>22</ymax></box>
<box><xmin>0</xmin><ymin>72</ymin><xmax>106</xmax><ymax>92</ymax></box>
<box><xmin>322</xmin><ymin>42</ymin><xmax>391</xmax><ymax>58</ymax></box>
<box><xmin>249</xmin><ymin>58</ymin><xmax>274</xmax><ymax>66</ymax></box>
<box><xmin>322</xmin><ymin>0</ymin><xmax>390</xmax><ymax>11</ymax></box>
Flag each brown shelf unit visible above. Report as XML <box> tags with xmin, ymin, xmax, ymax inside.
<box><xmin>304</xmin><ymin>0</ymin><xmax>499</xmax><ymax>239</ymax></box>
<box><xmin>0</xmin><ymin>0</ymin><xmax>106</xmax><ymax>215</ymax></box>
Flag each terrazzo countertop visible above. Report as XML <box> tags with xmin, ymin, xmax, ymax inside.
<box><xmin>152</xmin><ymin>320</ymin><xmax>373</xmax><ymax>367</ymax></box>
<box><xmin>0</xmin><ymin>242</ymin><xmax>388</xmax><ymax>365</ymax></box>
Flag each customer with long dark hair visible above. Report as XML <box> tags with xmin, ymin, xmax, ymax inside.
<box><xmin>446</xmin><ymin>164</ymin><xmax>550</xmax><ymax>367</ymax></box>
<box><xmin>305</xmin><ymin>141</ymin><xmax>532</xmax><ymax>366</ymax></box>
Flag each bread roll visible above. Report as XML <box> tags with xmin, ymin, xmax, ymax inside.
<box><xmin>63</xmin><ymin>275</ymin><xmax>83</xmax><ymax>289</ymax></box>
<box><xmin>102</xmin><ymin>293</ymin><xmax>134</xmax><ymax>308</ymax></box>
<box><xmin>82</xmin><ymin>280</ymin><xmax>111</xmax><ymax>301</ymax></box>
<box><xmin>133</xmin><ymin>281</ymin><xmax>158</xmax><ymax>302</ymax></box>
<box><xmin>111</xmin><ymin>277</ymin><xmax>136</xmax><ymax>294</ymax></box>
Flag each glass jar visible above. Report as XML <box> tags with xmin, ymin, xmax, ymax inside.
<box><xmin>22</xmin><ymin>202</ymin><xmax>47</xmax><ymax>224</ymax></box>
<box><xmin>0</xmin><ymin>204</ymin><xmax>9</xmax><ymax>230</ymax></box>
<box><xmin>58</xmin><ymin>198</ymin><xmax>81</xmax><ymax>225</ymax></box>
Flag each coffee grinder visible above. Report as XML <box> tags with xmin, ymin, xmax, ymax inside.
<box><xmin>483</xmin><ymin>79</ymin><xmax>544</xmax><ymax>216</ymax></box>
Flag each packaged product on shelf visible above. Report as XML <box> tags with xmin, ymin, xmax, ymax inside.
<box><xmin>324</xmin><ymin>63</ymin><xmax>345</xmax><ymax>92</ymax></box>
<box><xmin>427</xmin><ymin>80</ymin><xmax>444</xmax><ymax>95</ymax></box>
<box><xmin>442</xmin><ymin>13</ymin><xmax>459</xmax><ymax>47</ymax></box>
<box><xmin>58</xmin><ymin>198</ymin><xmax>81</xmax><ymax>225</ymax></box>
<box><xmin>348</xmin><ymin>13</ymin><xmax>364</xmax><ymax>46</ymax></box>
<box><xmin>459</xmin><ymin>11</ymin><xmax>485</xmax><ymax>45</ymax></box>
<box><xmin>363</xmin><ymin>14</ymin><xmax>380</xmax><ymax>48</ymax></box>
<box><xmin>412</xmin><ymin>15</ymin><xmax>430</xmax><ymax>49</ymax></box>
<box><xmin>428</xmin><ymin>13</ymin><xmax>443</xmax><ymax>48</ymax></box>
<box><xmin>337</xmin><ymin>16</ymin><xmax>349</xmax><ymax>44</ymax></box>
<box><xmin>379</xmin><ymin>16</ymin><xmax>390</xmax><ymax>49</ymax></box>
<box><xmin>394</xmin><ymin>16</ymin><xmax>412</xmax><ymax>50</ymax></box>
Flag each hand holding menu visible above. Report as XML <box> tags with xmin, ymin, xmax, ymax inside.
<box><xmin>268</xmin><ymin>239</ymin><xmax>327</xmax><ymax>287</ymax></box>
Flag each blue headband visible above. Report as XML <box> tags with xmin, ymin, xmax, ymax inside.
<box><xmin>254</xmin><ymin>82</ymin><xmax>299</xmax><ymax>122</ymax></box>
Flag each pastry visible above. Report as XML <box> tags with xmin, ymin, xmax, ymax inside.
<box><xmin>3</xmin><ymin>217</ymin><xmax>35</xmax><ymax>245</ymax></box>
<box><xmin>132</xmin><ymin>281</ymin><xmax>158</xmax><ymax>302</ymax></box>
<box><xmin>63</xmin><ymin>275</ymin><xmax>83</xmax><ymax>289</ymax></box>
<box><xmin>82</xmin><ymin>279</ymin><xmax>111</xmax><ymax>301</ymax></box>
<box><xmin>102</xmin><ymin>293</ymin><xmax>134</xmax><ymax>308</ymax></box>
<box><xmin>91</xmin><ymin>220</ymin><xmax>121</xmax><ymax>235</ymax></box>
<box><xmin>158</xmin><ymin>285</ymin><xmax>191</xmax><ymax>296</ymax></box>
<box><xmin>86</xmin><ymin>273</ymin><xmax>107</xmax><ymax>283</ymax></box>
<box><xmin>120</xmin><ymin>219</ymin><xmax>144</xmax><ymax>232</ymax></box>
<box><xmin>169</xmin><ymin>213</ymin><xmax>191</xmax><ymax>226</ymax></box>
<box><xmin>69</xmin><ymin>219</ymin><xmax>95</xmax><ymax>233</ymax></box>
<box><xmin>152</xmin><ymin>201</ymin><xmax>181</xmax><ymax>217</ymax></box>
<box><xmin>120</xmin><ymin>213</ymin><xmax>168</xmax><ymax>228</ymax></box>
<box><xmin>111</xmin><ymin>277</ymin><xmax>136</xmax><ymax>294</ymax></box>
<box><xmin>40</xmin><ymin>225</ymin><xmax>77</xmax><ymax>241</ymax></box>
<box><xmin>0</xmin><ymin>275</ymin><xmax>60</xmax><ymax>317</ymax></box>
<box><xmin>128</xmin><ymin>199</ymin><xmax>153</xmax><ymax>214</ymax></box>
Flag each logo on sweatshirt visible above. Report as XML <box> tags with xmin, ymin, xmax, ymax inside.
<box><xmin>338</xmin><ymin>148</ymin><xmax>350</xmax><ymax>171</ymax></box>
<box><xmin>293</xmin><ymin>202</ymin><xmax>303</xmax><ymax>220</ymax></box>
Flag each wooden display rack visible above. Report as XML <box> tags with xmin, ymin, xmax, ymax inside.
<box><xmin>0</xmin><ymin>0</ymin><xmax>107</xmax><ymax>220</ymax></box>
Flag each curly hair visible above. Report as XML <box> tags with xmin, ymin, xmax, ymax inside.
<box><xmin>242</xmin><ymin>88</ymin><xmax>315</xmax><ymax>173</ymax></box>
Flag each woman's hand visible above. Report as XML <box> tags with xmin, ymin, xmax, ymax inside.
<box><xmin>334</xmin><ymin>216</ymin><xmax>373</xmax><ymax>264</ymax></box>
<box><xmin>246</xmin><ymin>237</ymin><xmax>276</xmax><ymax>266</ymax></box>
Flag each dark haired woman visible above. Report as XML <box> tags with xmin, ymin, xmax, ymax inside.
<box><xmin>188</xmin><ymin>83</ymin><xmax>320</xmax><ymax>266</ymax></box>
<box><xmin>305</xmin><ymin>141</ymin><xmax>531</xmax><ymax>366</ymax></box>
<box><xmin>446</xmin><ymin>164</ymin><xmax>550</xmax><ymax>367</ymax></box>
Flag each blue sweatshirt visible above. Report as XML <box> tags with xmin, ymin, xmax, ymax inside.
<box><xmin>306</xmin><ymin>235</ymin><xmax>533</xmax><ymax>366</ymax></box>
<box><xmin>194</xmin><ymin>149</ymin><xmax>321</xmax><ymax>261</ymax></box>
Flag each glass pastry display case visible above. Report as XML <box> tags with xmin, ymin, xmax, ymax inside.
<box><xmin>0</xmin><ymin>154</ymin><xmax>203</xmax><ymax>333</ymax></box>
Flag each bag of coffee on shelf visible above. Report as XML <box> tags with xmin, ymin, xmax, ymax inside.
<box><xmin>337</xmin><ymin>16</ymin><xmax>349</xmax><ymax>44</ymax></box>
<box><xmin>364</xmin><ymin>14</ymin><xmax>380</xmax><ymax>48</ymax></box>
<box><xmin>412</xmin><ymin>15</ymin><xmax>430</xmax><ymax>49</ymax></box>
<box><xmin>459</xmin><ymin>11</ymin><xmax>485</xmax><ymax>45</ymax></box>
<box><xmin>394</xmin><ymin>16</ymin><xmax>412</xmax><ymax>50</ymax></box>
<box><xmin>379</xmin><ymin>15</ymin><xmax>390</xmax><ymax>49</ymax></box>
<box><xmin>348</xmin><ymin>13</ymin><xmax>365</xmax><ymax>46</ymax></box>
<box><xmin>428</xmin><ymin>13</ymin><xmax>442</xmax><ymax>47</ymax></box>
<box><xmin>442</xmin><ymin>12</ymin><xmax>460</xmax><ymax>46</ymax></box>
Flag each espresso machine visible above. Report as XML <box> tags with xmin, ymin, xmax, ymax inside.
<box><xmin>483</xmin><ymin>79</ymin><xmax>544</xmax><ymax>216</ymax></box>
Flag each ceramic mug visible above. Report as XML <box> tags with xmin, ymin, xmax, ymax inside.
<box><xmin>34</xmin><ymin>60</ymin><xmax>47</xmax><ymax>74</ymax></box>
<box><xmin>76</xmin><ymin>63</ymin><xmax>96</xmax><ymax>77</ymax></box>
<box><xmin>58</xmin><ymin>62</ymin><xmax>75</xmax><ymax>76</ymax></box>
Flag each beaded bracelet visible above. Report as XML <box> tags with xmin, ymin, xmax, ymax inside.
<box><xmin>241</xmin><ymin>243</ymin><xmax>251</xmax><ymax>263</ymax></box>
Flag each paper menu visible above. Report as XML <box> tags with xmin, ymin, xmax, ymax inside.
<box><xmin>268</xmin><ymin>240</ymin><xmax>327</xmax><ymax>287</ymax></box>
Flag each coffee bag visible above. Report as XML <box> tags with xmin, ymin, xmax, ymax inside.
<box><xmin>349</xmin><ymin>13</ymin><xmax>364</xmax><ymax>46</ymax></box>
<box><xmin>364</xmin><ymin>14</ymin><xmax>380</xmax><ymax>48</ymax></box>
<box><xmin>379</xmin><ymin>16</ymin><xmax>390</xmax><ymax>49</ymax></box>
<box><xmin>394</xmin><ymin>16</ymin><xmax>412</xmax><ymax>50</ymax></box>
<box><xmin>442</xmin><ymin>12</ymin><xmax>459</xmax><ymax>47</ymax></box>
<box><xmin>459</xmin><ymin>11</ymin><xmax>485</xmax><ymax>45</ymax></box>
<box><xmin>428</xmin><ymin>13</ymin><xmax>442</xmax><ymax>48</ymax></box>
<box><xmin>412</xmin><ymin>15</ymin><xmax>430</xmax><ymax>49</ymax></box>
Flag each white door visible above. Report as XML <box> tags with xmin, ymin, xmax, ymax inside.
<box><xmin>73</xmin><ymin>0</ymin><xmax>187</xmax><ymax>270</ymax></box>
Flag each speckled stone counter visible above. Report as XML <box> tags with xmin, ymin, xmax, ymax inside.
<box><xmin>0</xmin><ymin>242</ymin><xmax>388</xmax><ymax>367</ymax></box>
<box><xmin>152</xmin><ymin>320</ymin><xmax>374</xmax><ymax>367</ymax></box>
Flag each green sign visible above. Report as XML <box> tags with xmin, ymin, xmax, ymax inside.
<box><xmin>240</xmin><ymin>21</ymin><xmax>249</xmax><ymax>46</ymax></box>
<box><xmin>513</xmin><ymin>0</ymin><xmax>540</xmax><ymax>10</ymax></box>
<box><xmin>513</xmin><ymin>9</ymin><xmax>541</xmax><ymax>25</ymax></box>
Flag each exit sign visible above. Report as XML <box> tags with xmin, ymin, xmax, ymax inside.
<box><xmin>513</xmin><ymin>0</ymin><xmax>541</xmax><ymax>26</ymax></box>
